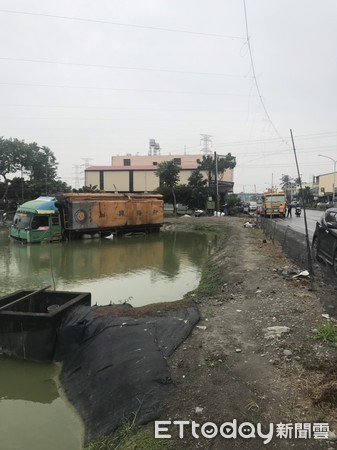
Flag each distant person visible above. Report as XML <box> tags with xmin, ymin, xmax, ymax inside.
<box><xmin>278</xmin><ymin>204</ymin><xmax>285</xmax><ymax>218</ymax></box>
<box><xmin>286</xmin><ymin>203</ymin><xmax>293</xmax><ymax>218</ymax></box>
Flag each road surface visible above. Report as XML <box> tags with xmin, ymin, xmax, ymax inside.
<box><xmin>267</xmin><ymin>209</ymin><xmax>323</xmax><ymax>241</ymax></box>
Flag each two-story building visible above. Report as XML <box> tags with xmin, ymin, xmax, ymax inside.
<box><xmin>85</xmin><ymin>153</ymin><xmax>234</xmax><ymax>195</ymax></box>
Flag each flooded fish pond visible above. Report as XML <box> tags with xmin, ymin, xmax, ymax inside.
<box><xmin>0</xmin><ymin>227</ymin><xmax>217</xmax><ymax>449</ymax></box>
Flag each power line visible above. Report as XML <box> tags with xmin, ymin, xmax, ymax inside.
<box><xmin>0</xmin><ymin>82</ymin><xmax>255</xmax><ymax>97</ymax></box>
<box><xmin>0</xmin><ymin>56</ymin><xmax>251</xmax><ymax>78</ymax></box>
<box><xmin>242</xmin><ymin>0</ymin><xmax>289</xmax><ymax>146</ymax></box>
<box><xmin>0</xmin><ymin>9</ymin><xmax>246</xmax><ymax>40</ymax></box>
<box><xmin>0</xmin><ymin>102</ymin><xmax>250</xmax><ymax>113</ymax></box>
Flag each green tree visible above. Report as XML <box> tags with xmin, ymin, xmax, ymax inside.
<box><xmin>298</xmin><ymin>186</ymin><xmax>313</xmax><ymax>206</ymax></box>
<box><xmin>280</xmin><ymin>174</ymin><xmax>301</xmax><ymax>202</ymax></box>
<box><xmin>72</xmin><ymin>184</ymin><xmax>100</xmax><ymax>193</ymax></box>
<box><xmin>197</xmin><ymin>153</ymin><xmax>236</xmax><ymax>194</ymax></box>
<box><xmin>186</xmin><ymin>169</ymin><xmax>208</xmax><ymax>210</ymax></box>
<box><xmin>155</xmin><ymin>160</ymin><xmax>180</xmax><ymax>214</ymax></box>
<box><xmin>0</xmin><ymin>137</ymin><xmax>71</xmax><ymax>205</ymax></box>
<box><xmin>0</xmin><ymin>137</ymin><xmax>26</xmax><ymax>200</ymax></box>
<box><xmin>226</xmin><ymin>194</ymin><xmax>242</xmax><ymax>215</ymax></box>
<box><xmin>26</xmin><ymin>143</ymin><xmax>58</xmax><ymax>184</ymax></box>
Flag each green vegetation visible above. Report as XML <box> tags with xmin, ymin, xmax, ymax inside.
<box><xmin>85</xmin><ymin>425</ymin><xmax>173</xmax><ymax>450</ymax></box>
<box><xmin>191</xmin><ymin>257</ymin><xmax>224</xmax><ymax>297</ymax></box>
<box><xmin>85</xmin><ymin>435</ymin><xmax>115</xmax><ymax>450</ymax></box>
<box><xmin>155</xmin><ymin>160</ymin><xmax>180</xmax><ymax>214</ymax></box>
<box><xmin>0</xmin><ymin>136</ymin><xmax>71</xmax><ymax>208</ymax></box>
<box><xmin>120</xmin><ymin>429</ymin><xmax>173</xmax><ymax>450</ymax></box>
<box><xmin>316</xmin><ymin>323</ymin><xmax>337</xmax><ymax>346</ymax></box>
<box><xmin>155</xmin><ymin>154</ymin><xmax>237</xmax><ymax>212</ymax></box>
<box><xmin>197</xmin><ymin>153</ymin><xmax>236</xmax><ymax>193</ymax></box>
<box><xmin>204</xmin><ymin>352</ymin><xmax>227</xmax><ymax>368</ymax></box>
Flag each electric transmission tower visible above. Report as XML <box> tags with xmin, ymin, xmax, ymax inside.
<box><xmin>200</xmin><ymin>134</ymin><xmax>212</xmax><ymax>155</ymax></box>
<box><xmin>73</xmin><ymin>165</ymin><xmax>81</xmax><ymax>189</ymax></box>
<box><xmin>81</xmin><ymin>158</ymin><xmax>93</xmax><ymax>186</ymax></box>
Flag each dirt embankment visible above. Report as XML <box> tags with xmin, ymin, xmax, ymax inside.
<box><xmin>157</xmin><ymin>216</ymin><xmax>337</xmax><ymax>449</ymax></box>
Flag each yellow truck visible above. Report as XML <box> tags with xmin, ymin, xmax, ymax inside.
<box><xmin>260</xmin><ymin>191</ymin><xmax>286</xmax><ymax>218</ymax></box>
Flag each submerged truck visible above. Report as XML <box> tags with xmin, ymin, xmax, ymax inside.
<box><xmin>10</xmin><ymin>193</ymin><xmax>164</xmax><ymax>243</ymax></box>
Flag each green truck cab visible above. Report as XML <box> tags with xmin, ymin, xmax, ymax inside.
<box><xmin>10</xmin><ymin>196</ymin><xmax>62</xmax><ymax>243</ymax></box>
<box><xmin>10</xmin><ymin>193</ymin><xmax>164</xmax><ymax>243</ymax></box>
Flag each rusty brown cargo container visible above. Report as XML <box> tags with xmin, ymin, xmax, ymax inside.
<box><xmin>55</xmin><ymin>193</ymin><xmax>164</xmax><ymax>238</ymax></box>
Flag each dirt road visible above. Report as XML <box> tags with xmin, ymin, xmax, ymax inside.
<box><xmin>158</xmin><ymin>216</ymin><xmax>337</xmax><ymax>449</ymax></box>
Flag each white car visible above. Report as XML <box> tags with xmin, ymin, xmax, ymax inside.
<box><xmin>194</xmin><ymin>209</ymin><xmax>206</xmax><ymax>217</ymax></box>
<box><xmin>249</xmin><ymin>202</ymin><xmax>257</xmax><ymax>212</ymax></box>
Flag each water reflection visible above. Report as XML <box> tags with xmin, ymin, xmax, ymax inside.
<box><xmin>0</xmin><ymin>356</ymin><xmax>58</xmax><ymax>403</ymax></box>
<box><xmin>0</xmin><ymin>228</ymin><xmax>216</xmax><ymax>449</ymax></box>
<box><xmin>0</xmin><ymin>230</ymin><xmax>215</xmax><ymax>306</ymax></box>
<box><xmin>0</xmin><ymin>356</ymin><xmax>83</xmax><ymax>450</ymax></box>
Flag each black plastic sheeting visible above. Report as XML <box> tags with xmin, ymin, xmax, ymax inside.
<box><xmin>259</xmin><ymin>217</ymin><xmax>309</xmax><ymax>266</ymax></box>
<box><xmin>55</xmin><ymin>303</ymin><xmax>199</xmax><ymax>443</ymax></box>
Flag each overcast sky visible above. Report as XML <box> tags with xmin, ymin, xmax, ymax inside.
<box><xmin>1</xmin><ymin>0</ymin><xmax>336</xmax><ymax>193</ymax></box>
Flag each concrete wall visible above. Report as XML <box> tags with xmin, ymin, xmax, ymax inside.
<box><xmin>104</xmin><ymin>172</ymin><xmax>129</xmax><ymax>191</ymax></box>
<box><xmin>86</xmin><ymin>171</ymin><xmax>100</xmax><ymax>188</ymax></box>
<box><xmin>133</xmin><ymin>171</ymin><xmax>158</xmax><ymax>192</ymax></box>
<box><xmin>318</xmin><ymin>172</ymin><xmax>336</xmax><ymax>198</ymax></box>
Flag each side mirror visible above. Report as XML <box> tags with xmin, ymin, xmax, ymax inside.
<box><xmin>326</xmin><ymin>222</ymin><xmax>337</xmax><ymax>229</ymax></box>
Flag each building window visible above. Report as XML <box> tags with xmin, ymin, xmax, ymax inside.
<box><xmin>173</xmin><ymin>158</ymin><xmax>181</xmax><ymax>165</ymax></box>
<box><xmin>153</xmin><ymin>162</ymin><xmax>158</xmax><ymax>166</ymax></box>
<box><xmin>123</xmin><ymin>159</ymin><xmax>131</xmax><ymax>166</ymax></box>
<box><xmin>119</xmin><ymin>210</ymin><xmax>125</xmax><ymax>216</ymax></box>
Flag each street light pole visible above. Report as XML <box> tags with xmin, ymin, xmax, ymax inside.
<box><xmin>318</xmin><ymin>154</ymin><xmax>337</xmax><ymax>204</ymax></box>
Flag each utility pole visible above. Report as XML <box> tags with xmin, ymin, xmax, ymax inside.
<box><xmin>291</xmin><ymin>129</ymin><xmax>313</xmax><ymax>277</ymax></box>
<box><xmin>214</xmin><ymin>151</ymin><xmax>219</xmax><ymax>212</ymax></box>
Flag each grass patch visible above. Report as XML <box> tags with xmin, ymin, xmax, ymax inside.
<box><xmin>85</xmin><ymin>424</ymin><xmax>173</xmax><ymax>450</ymax></box>
<box><xmin>315</xmin><ymin>323</ymin><xmax>337</xmax><ymax>346</ymax></box>
<box><xmin>190</xmin><ymin>260</ymin><xmax>224</xmax><ymax>297</ymax></box>
<box><xmin>85</xmin><ymin>420</ymin><xmax>133</xmax><ymax>450</ymax></box>
<box><xmin>204</xmin><ymin>352</ymin><xmax>227</xmax><ymax>368</ymax></box>
<box><xmin>85</xmin><ymin>435</ymin><xmax>115</xmax><ymax>450</ymax></box>
<box><xmin>121</xmin><ymin>429</ymin><xmax>174</xmax><ymax>450</ymax></box>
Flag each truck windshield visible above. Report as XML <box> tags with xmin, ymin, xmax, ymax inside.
<box><xmin>13</xmin><ymin>212</ymin><xmax>33</xmax><ymax>229</ymax></box>
<box><xmin>265</xmin><ymin>195</ymin><xmax>285</xmax><ymax>202</ymax></box>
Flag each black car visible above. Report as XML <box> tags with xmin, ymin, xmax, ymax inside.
<box><xmin>312</xmin><ymin>208</ymin><xmax>337</xmax><ymax>273</ymax></box>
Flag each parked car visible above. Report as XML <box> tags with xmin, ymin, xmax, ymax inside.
<box><xmin>194</xmin><ymin>209</ymin><xmax>206</xmax><ymax>217</ymax></box>
<box><xmin>248</xmin><ymin>201</ymin><xmax>257</xmax><ymax>212</ymax></box>
<box><xmin>312</xmin><ymin>208</ymin><xmax>337</xmax><ymax>274</ymax></box>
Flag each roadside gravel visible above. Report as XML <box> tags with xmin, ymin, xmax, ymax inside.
<box><xmin>159</xmin><ymin>216</ymin><xmax>337</xmax><ymax>449</ymax></box>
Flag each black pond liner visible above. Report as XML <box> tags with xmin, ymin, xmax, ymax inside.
<box><xmin>258</xmin><ymin>217</ymin><xmax>308</xmax><ymax>267</ymax></box>
<box><xmin>55</xmin><ymin>303</ymin><xmax>199</xmax><ymax>443</ymax></box>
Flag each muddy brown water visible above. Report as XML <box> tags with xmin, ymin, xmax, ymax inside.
<box><xmin>0</xmin><ymin>228</ymin><xmax>215</xmax><ymax>449</ymax></box>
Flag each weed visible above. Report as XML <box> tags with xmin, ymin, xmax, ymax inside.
<box><xmin>193</xmin><ymin>262</ymin><xmax>224</xmax><ymax>297</ymax></box>
<box><xmin>121</xmin><ymin>428</ymin><xmax>174</xmax><ymax>450</ymax></box>
<box><xmin>204</xmin><ymin>352</ymin><xmax>227</xmax><ymax>368</ymax></box>
<box><xmin>315</xmin><ymin>323</ymin><xmax>337</xmax><ymax>346</ymax></box>
<box><xmin>85</xmin><ymin>435</ymin><xmax>114</xmax><ymax>450</ymax></box>
<box><xmin>85</xmin><ymin>426</ymin><xmax>173</xmax><ymax>450</ymax></box>
<box><xmin>85</xmin><ymin>419</ymin><xmax>134</xmax><ymax>450</ymax></box>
